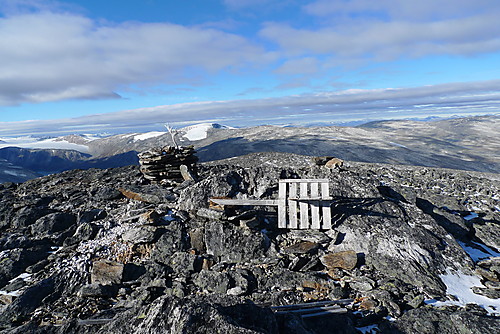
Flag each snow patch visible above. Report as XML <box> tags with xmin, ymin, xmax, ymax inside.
<box><xmin>133</xmin><ymin>131</ymin><xmax>166</xmax><ymax>142</ymax></box>
<box><xmin>181</xmin><ymin>123</ymin><xmax>230</xmax><ymax>141</ymax></box>
<box><xmin>426</xmin><ymin>268</ymin><xmax>500</xmax><ymax>315</ymax></box>
<box><xmin>4</xmin><ymin>170</ymin><xmax>27</xmax><ymax>177</ymax></box>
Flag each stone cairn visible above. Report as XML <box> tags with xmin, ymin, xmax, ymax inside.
<box><xmin>138</xmin><ymin>145</ymin><xmax>198</xmax><ymax>185</ymax></box>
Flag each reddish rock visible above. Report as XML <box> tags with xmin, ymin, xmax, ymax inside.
<box><xmin>283</xmin><ymin>241</ymin><xmax>320</xmax><ymax>254</ymax></box>
<box><xmin>321</xmin><ymin>250</ymin><xmax>358</xmax><ymax>270</ymax></box>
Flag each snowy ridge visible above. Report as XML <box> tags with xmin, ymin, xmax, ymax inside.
<box><xmin>0</xmin><ymin>136</ymin><xmax>90</xmax><ymax>153</ymax></box>
<box><xmin>180</xmin><ymin>123</ymin><xmax>231</xmax><ymax>141</ymax></box>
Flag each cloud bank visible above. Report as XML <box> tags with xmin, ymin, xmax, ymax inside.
<box><xmin>0</xmin><ymin>11</ymin><xmax>267</xmax><ymax>106</ymax></box>
<box><xmin>1</xmin><ymin>79</ymin><xmax>499</xmax><ymax>136</ymax></box>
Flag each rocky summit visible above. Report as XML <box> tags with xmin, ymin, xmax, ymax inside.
<box><xmin>0</xmin><ymin>152</ymin><xmax>499</xmax><ymax>333</ymax></box>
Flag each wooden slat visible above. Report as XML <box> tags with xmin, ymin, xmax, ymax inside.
<box><xmin>288</xmin><ymin>182</ymin><xmax>298</xmax><ymax>229</ymax></box>
<box><xmin>321</xmin><ymin>182</ymin><xmax>332</xmax><ymax>229</ymax></box>
<box><xmin>310</xmin><ymin>182</ymin><xmax>320</xmax><ymax>229</ymax></box>
<box><xmin>299</xmin><ymin>182</ymin><xmax>309</xmax><ymax>229</ymax></box>
<box><xmin>278</xmin><ymin>182</ymin><xmax>287</xmax><ymax>228</ymax></box>
<box><xmin>210</xmin><ymin>199</ymin><xmax>279</xmax><ymax>206</ymax></box>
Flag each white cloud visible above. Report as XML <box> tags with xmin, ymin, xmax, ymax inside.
<box><xmin>260</xmin><ymin>0</ymin><xmax>500</xmax><ymax>66</ymax></box>
<box><xmin>304</xmin><ymin>0</ymin><xmax>499</xmax><ymax>21</ymax></box>
<box><xmin>223</xmin><ymin>0</ymin><xmax>275</xmax><ymax>10</ymax></box>
<box><xmin>1</xmin><ymin>79</ymin><xmax>499</xmax><ymax>136</ymax></box>
<box><xmin>274</xmin><ymin>57</ymin><xmax>319</xmax><ymax>75</ymax></box>
<box><xmin>0</xmin><ymin>11</ymin><xmax>266</xmax><ymax>106</ymax></box>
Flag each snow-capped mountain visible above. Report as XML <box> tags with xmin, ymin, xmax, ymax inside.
<box><xmin>0</xmin><ymin>117</ymin><xmax>499</xmax><ymax>184</ymax></box>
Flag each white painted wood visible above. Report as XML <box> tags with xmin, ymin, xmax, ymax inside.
<box><xmin>299</xmin><ymin>182</ymin><xmax>309</xmax><ymax>229</ymax></box>
<box><xmin>288</xmin><ymin>182</ymin><xmax>298</xmax><ymax>229</ymax></box>
<box><xmin>210</xmin><ymin>178</ymin><xmax>333</xmax><ymax>230</ymax></box>
<box><xmin>280</xmin><ymin>179</ymin><xmax>329</xmax><ymax>183</ymax></box>
<box><xmin>310</xmin><ymin>182</ymin><xmax>320</xmax><ymax>229</ymax></box>
<box><xmin>278</xmin><ymin>182</ymin><xmax>287</xmax><ymax>228</ymax></box>
<box><xmin>321</xmin><ymin>181</ymin><xmax>332</xmax><ymax>229</ymax></box>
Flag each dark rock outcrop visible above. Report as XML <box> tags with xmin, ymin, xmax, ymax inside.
<box><xmin>0</xmin><ymin>152</ymin><xmax>498</xmax><ymax>333</ymax></box>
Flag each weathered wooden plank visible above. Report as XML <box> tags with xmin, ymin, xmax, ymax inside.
<box><xmin>278</xmin><ymin>182</ymin><xmax>287</xmax><ymax>228</ymax></box>
<box><xmin>310</xmin><ymin>183</ymin><xmax>320</xmax><ymax>229</ymax></box>
<box><xmin>210</xmin><ymin>199</ymin><xmax>279</xmax><ymax>206</ymax></box>
<box><xmin>300</xmin><ymin>308</ymin><xmax>348</xmax><ymax>318</ymax></box>
<box><xmin>321</xmin><ymin>182</ymin><xmax>332</xmax><ymax>229</ymax></box>
<box><xmin>280</xmin><ymin>179</ymin><xmax>329</xmax><ymax>183</ymax></box>
<box><xmin>288</xmin><ymin>182</ymin><xmax>298</xmax><ymax>229</ymax></box>
<box><xmin>273</xmin><ymin>305</ymin><xmax>342</xmax><ymax>315</ymax></box>
<box><xmin>299</xmin><ymin>182</ymin><xmax>309</xmax><ymax>229</ymax></box>
<box><xmin>287</xmin><ymin>196</ymin><xmax>333</xmax><ymax>201</ymax></box>
<box><xmin>269</xmin><ymin>299</ymin><xmax>353</xmax><ymax>310</ymax></box>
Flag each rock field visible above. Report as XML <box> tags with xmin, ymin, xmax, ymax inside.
<box><xmin>0</xmin><ymin>152</ymin><xmax>499</xmax><ymax>333</ymax></box>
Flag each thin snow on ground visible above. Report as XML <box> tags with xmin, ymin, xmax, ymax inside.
<box><xmin>388</xmin><ymin>142</ymin><xmax>409</xmax><ymax>149</ymax></box>
<box><xmin>426</xmin><ymin>268</ymin><xmax>500</xmax><ymax>315</ymax></box>
<box><xmin>133</xmin><ymin>131</ymin><xmax>166</xmax><ymax>142</ymax></box>
<box><xmin>0</xmin><ymin>137</ymin><xmax>90</xmax><ymax>153</ymax></box>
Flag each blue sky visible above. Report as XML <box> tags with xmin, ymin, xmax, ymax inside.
<box><xmin>0</xmin><ymin>0</ymin><xmax>500</xmax><ymax>135</ymax></box>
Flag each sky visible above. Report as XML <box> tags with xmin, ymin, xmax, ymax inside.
<box><xmin>0</xmin><ymin>0</ymin><xmax>500</xmax><ymax>136</ymax></box>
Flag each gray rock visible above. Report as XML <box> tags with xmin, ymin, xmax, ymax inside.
<box><xmin>205</xmin><ymin>222</ymin><xmax>269</xmax><ymax>263</ymax></box>
<box><xmin>0</xmin><ymin>278</ymin><xmax>55</xmax><ymax>327</ymax></box>
<box><xmin>78</xmin><ymin>283</ymin><xmax>118</xmax><ymax>298</ymax></box>
<box><xmin>193</xmin><ymin>270</ymin><xmax>231</xmax><ymax>294</ymax></box>
<box><xmin>150</xmin><ymin>222</ymin><xmax>188</xmax><ymax>264</ymax></box>
<box><xmin>91</xmin><ymin>260</ymin><xmax>124</xmax><ymax>285</ymax></box>
<box><xmin>380</xmin><ymin>307</ymin><xmax>500</xmax><ymax>334</ymax></box>
<box><xmin>122</xmin><ymin>226</ymin><xmax>158</xmax><ymax>244</ymax></box>
<box><xmin>169</xmin><ymin>251</ymin><xmax>199</xmax><ymax>276</ymax></box>
<box><xmin>94</xmin><ymin>294</ymin><xmax>278</xmax><ymax>334</ymax></box>
<box><xmin>196</xmin><ymin>207</ymin><xmax>227</xmax><ymax>220</ymax></box>
<box><xmin>471</xmin><ymin>286</ymin><xmax>500</xmax><ymax>299</ymax></box>
<box><xmin>29</xmin><ymin>212</ymin><xmax>76</xmax><ymax>235</ymax></box>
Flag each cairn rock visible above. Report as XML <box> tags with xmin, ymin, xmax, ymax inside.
<box><xmin>138</xmin><ymin>146</ymin><xmax>198</xmax><ymax>184</ymax></box>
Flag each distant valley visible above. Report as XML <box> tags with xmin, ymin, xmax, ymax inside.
<box><xmin>1</xmin><ymin>115</ymin><xmax>499</xmax><ymax>183</ymax></box>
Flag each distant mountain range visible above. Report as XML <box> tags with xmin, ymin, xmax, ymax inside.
<box><xmin>1</xmin><ymin>116</ymin><xmax>499</xmax><ymax>183</ymax></box>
